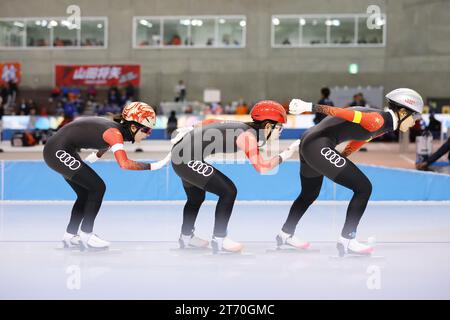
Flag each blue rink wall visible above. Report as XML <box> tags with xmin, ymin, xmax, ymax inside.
<box><xmin>1</xmin><ymin>160</ymin><xmax>450</xmax><ymax>201</ymax></box>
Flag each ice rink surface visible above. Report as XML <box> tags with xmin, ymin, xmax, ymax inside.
<box><xmin>1</xmin><ymin>201</ymin><xmax>450</xmax><ymax>299</ymax></box>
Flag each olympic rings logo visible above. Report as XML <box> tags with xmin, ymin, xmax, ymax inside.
<box><xmin>55</xmin><ymin>150</ymin><xmax>81</xmax><ymax>171</ymax></box>
<box><xmin>320</xmin><ymin>147</ymin><xmax>346</xmax><ymax>168</ymax></box>
<box><xmin>187</xmin><ymin>160</ymin><xmax>214</xmax><ymax>177</ymax></box>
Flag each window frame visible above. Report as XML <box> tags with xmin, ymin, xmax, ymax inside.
<box><xmin>132</xmin><ymin>15</ymin><xmax>247</xmax><ymax>49</ymax></box>
<box><xmin>0</xmin><ymin>16</ymin><xmax>108</xmax><ymax>50</ymax></box>
<box><xmin>271</xmin><ymin>13</ymin><xmax>386</xmax><ymax>48</ymax></box>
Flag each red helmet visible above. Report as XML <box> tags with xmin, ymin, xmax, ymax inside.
<box><xmin>250</xmin><ymin>100</ymin><xmax>287</xmax><ymax>123</ymax></box>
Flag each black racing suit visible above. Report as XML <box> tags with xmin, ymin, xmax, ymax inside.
<box><xmin>43</xmin><ymin>117</ymin><xmax>134</xmax><ymax>234</ymax></box>
<box><xmin>171</xmin><ymin>121</ymin><xmax>260</xmax><ymax>237</ymax></box>
<box><xmin>282</xmin><ymin>106</ymin><xmax>395</xmax><ymax>239</ymax></box>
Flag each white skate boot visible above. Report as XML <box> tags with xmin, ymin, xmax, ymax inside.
<box><xmin>211</xmin><ymin>236</ymin><xmax>244</xmax><ymax>254</ymax></box>
<box><xmin>178</xmin><ymin>233</ymin><xmax>209</xmax><ymax>249</ymax></box>
<box><xmin>276</xmin><ymin>230</ymin><xmax>310</xmax><ymax>250</ymax></box>
<box><xmin>79</xmin><ymin>231</ymin><xmax>110</xmax><ymax>251</ymax></box>
<box><xmin>62</xmin><ymin>232</ymin><xmax>81</xmax><ymax>248</ymax></box>
<box><xmin>337</xmin><ymin>236</ymin><xmax>374</xmax><ymax>257</ymax></box>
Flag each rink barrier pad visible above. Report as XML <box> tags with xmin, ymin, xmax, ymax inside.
<box><xmin>2</xmin><ymin>160</ymin><xmax>450</xmax><ymax>201</ymax></box>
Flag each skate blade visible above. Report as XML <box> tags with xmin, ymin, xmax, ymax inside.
<box><xmin>55</xmin><ymin>245</ymin><xmax>80</xmax><ymax>251</ymax></box>
<box><xmin>170</xmin><ymin>247</ymin><xmax>211</xmax><ymax>251</ymax></box>
<box><xmin>266</xmin><ymin>247</ymin><xmax>320</xmax><ymax>254</ymax></box>
<box><xmin>329</xmin><ymin>254</ymin><xmax>384</xmax><ymax>260</ymax></box>
<box><xmin>72</xmin><ymin>248</ymin><xmax>121</xmax><ymax>255</ymax></box>
<box><xmin>203</xmin><ymin>251</ymin><xmax>254</xmax><ymax>258</ymax></box>
<box><xmin>170</xmin><ymin>247</ymin><xmax>210</xmax><ymax>252</ymax></box>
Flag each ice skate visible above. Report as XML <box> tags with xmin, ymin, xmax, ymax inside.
<box><xmin>61</xmin><ymin>232</ymin><xmax>81</xmax><ymax>249</ymax></box>
<box><xmin>178</xmin><ymin>233</ymin><xmax>209</xmax><ymax>249</ymax></box>
<box><xmin>276</xmin><ymin>231</ymin><xmax>310</xmax><ymax>250</ymax></box>
<box><xmin>211</xmin><ymin>236</ymin><xmax>244</xmax><ymax>254</ymax></box>
<box><xmin>336</xmin><ymin>236</ymin><xmax>374</xmax><ymax>257</ymax></box>
<box><xmin>79</xmin><ymin>231</ymin><xmax>110</xmax><ymax>251</ymax></box>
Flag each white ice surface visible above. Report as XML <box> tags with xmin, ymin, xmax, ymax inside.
<box><xmin>1</xmin><ymin>201</ymin><xmax>449</xmax><ymax>299</ymax></box>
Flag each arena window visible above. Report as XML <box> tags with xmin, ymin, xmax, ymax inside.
<box><xmin>357</xmin><ymin>15</ymin><xmax>385</xmax><ymax>45</ymax></box>
<box><xmin>80</xmin><ymin>18</ymin><xmax>107</xmax><ymax>47</ymax></box>
<box><xmin>0</xmin><ymin>17</ymin><xmax>107</xmax><ymax>49</ymax></box>
<box><xmin>133</xmin><ymin>15</ymin><xmax>246</xmax><ymax>49</ymax></box>
<box><xmin>271</xmin><ymin>14</ymin><xmax>385</xmax><ymax>48</ymax></box>
<box><xmin>0</xmin><ymin>19</ymin><xmax>26</xmax><ymax>47</ymax></box>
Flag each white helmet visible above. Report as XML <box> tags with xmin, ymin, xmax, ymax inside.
<box><xmin>385</xmin><ymin>88</ymin><xmax>424</xmax><ymax>114</ymax></box>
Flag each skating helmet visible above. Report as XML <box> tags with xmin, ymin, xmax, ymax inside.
<box><xmin>122</xmin><ymin>102</ymin><xmax>156</xmax><ymax>129</ymax></box>
<box><xmin>251</xmin><ymin>100</ymin><xmax>287</xmax><ymax>124</ymax></box>
<box><xmin>385</xmin><ymin>88</ymin><xmax>424</xmax><ymax>114</ymax></box>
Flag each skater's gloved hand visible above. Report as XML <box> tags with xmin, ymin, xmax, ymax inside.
<box><xmin>170</xmin><ymin>126</ymin><xmax>194</xmax><ymax>144</ymax></box>
<box><xmin>279</xmin><ymin>139</ymin><xmax>301</xmax><ymax>161</ymax></box>
<box><xmin>85</xmin><ymin>152</ymin><xmax>100</xmax><ymax>163</ymax></box>
<box><xmin>149</xmin><ymin>152</ymin><xmax>171</xmax><ymax>171</ymax></box>
<box><xmin>289</xmin><ymin>99</ymin><xmax>313</xmax><ymax>115</ymax></box>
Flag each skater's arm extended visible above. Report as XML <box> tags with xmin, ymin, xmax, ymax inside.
<box><xmin>102</xmin><ymin>128</ymin><xmax>151</xmax><ymax>170</ymax></box>
<box><xmin>342</xmin><ymin>133</ymin><xmax>385</xmax><ymax>157</ymax></box>
<box><xmin>170</xmin><ymin>119</ymin><xmax>223</xmax><ymax>145</ymax></box>
<box><xmin>84</xmin><ymin>147</ymin><xmax>109</xmax><ymax>163</ymax></box>
<box><xmin>342</xmin><ymin>140</ymin><xmax>368</xmax><ymax>157</ymax></box>
<box><xmin>148</xmin><ymin>151</ymin><xmax>171</xmax><ymax>170</ymax></box>
<box><xmin>195</xmin><ymin>118</ymin><xmax>223</xmax><ymax>127</ymax></box>
<box><xmin>289</xmin><ymin>99</ymin><xmax>385</xmax><ymax>132</ymax></box>
<box><xmin>236</xmin><ymin>132</ymin><xmax>280</xmax><ymax>173</ymax></box>
<box><xmin>313</xmin><ymin>105</ymin><xmax>385</xmax><ymax>132</ymax></box>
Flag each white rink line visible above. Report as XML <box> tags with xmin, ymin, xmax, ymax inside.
<box><xmin>399</xmin><ymin>154</ymin><xmax>416</xmax><ymax>164</ymax></box>
<box><xmin>1</xmin><ymin>200</ymin><xmax>450</xmax><ymax>206</ymax></box>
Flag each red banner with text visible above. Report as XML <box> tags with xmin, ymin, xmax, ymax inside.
<box><xmin>1</xmin><ymin>62</ymin><xmax>21</xmax><ymax>86</ymax></box>
<box><xmin>55</xmin><ymin>64</ymin><xmax>140</xmax><ymax>87</ymax></box>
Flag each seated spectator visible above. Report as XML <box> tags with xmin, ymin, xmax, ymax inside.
<box><xmin>108</xmin><ymin>86</ymin><xmax>121</xmax><ymax>105</ymax></box>
<box><xmin>120</xmin><ymin>92</ymin><xmax>130</xmax><ymax>106</ymax></box>
<box><xmin>18</xmin><ymin>99</ymin><xmax>29</xmax><ymax>115</ymax></box>
<box><xmin>125</xmin><ymin>82</ymin><xmax>135</xmax><ymax>100</ymax></box>
<box><xmin>50</xmin><ymin>86</ymin><xmax>62</xmax><ymax>100</ymax></box>
<box><xmin>348</xmin><ymin>93</ymin><xmax>368</xmax><ymax>107</ymax></box>
<box><xmin>183</xmin><ymin>104</ymin><xmax>193</xmax><ymax>114</ymax></box>
<box><xmin>86</xmin><ymin>85</ymin><xmax>97</xmax><ymax>100</ymax></box>
<box><xmin>212</xmin><ymin>102</ymin><xmax>224</xmax><ymax>115</ymax></box>
<box><xmin>224</xmin><ymin>103</ymin><xmax>236</xmax><ymax>114</ymax></box>
<box><xmin>39</xmin><ymin>106</ymin><xmax>48</xmax><ymax>116</ymax></box>
<box><xmin>55</xmin><ymin>101</ymin><xmax>64</xmax><ymax>116</ymax></box>
<box><xmin>169</xmin><ymin>34</ymin><xmax>182</xmax><ymax>46</ymax></box>
<box><xmin>205</xmin><ymin>105</ymin><xmax>213</xmax><ymax>115</ymax></box>
<box><xmin>54</xmin><ymin>37</ymin><xmax>64</xmax><ymax>47</ymax></box>
<box><xmin>235</xmin><ymin>101</ymin><xmax>249</xmax><ymax>115</ymax></box>
<box><xmin>28</xmin><ymin>99</ymin><xmax>37</xmax><ymax>111</ymax></box>
<box><xmin>63</xmin><ymin>101</ymin><xmax>77</xmax><ymax>118</ymax></box>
